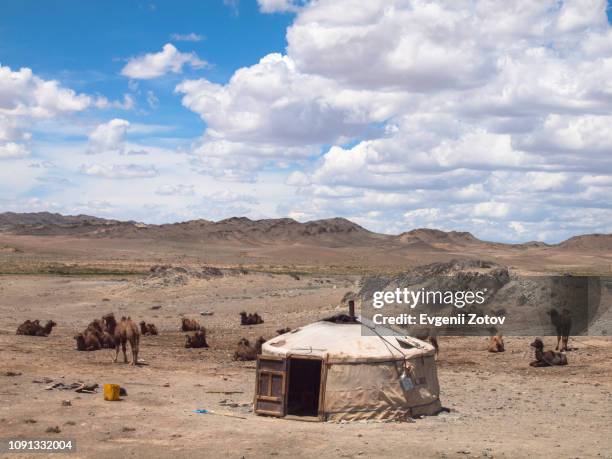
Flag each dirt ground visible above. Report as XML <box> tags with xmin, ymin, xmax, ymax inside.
<box><xmin>1</xmin><ymin>273</ymin><xmax>611</xmax><ymax>459</ymax></box>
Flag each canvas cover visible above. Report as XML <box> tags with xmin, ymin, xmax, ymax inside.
<box><xmin>260</xmin><ymin>321</ymin><xmax>441</xmax><ymax>421</ymax></box>
<box><xmin>262</xmin><ymin>321</ymin><xmax>436</xmax><ymax>362</ymax></box>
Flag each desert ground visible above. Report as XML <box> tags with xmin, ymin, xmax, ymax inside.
<box><xmin>1</xmin><ymin>215</ymin><xmax>612</xmax><ymax>458</ymax></box>
<box><xmin>1</xmin><ymin>272</ymin><xmax>612</xmax><ymax>459</ymax></box>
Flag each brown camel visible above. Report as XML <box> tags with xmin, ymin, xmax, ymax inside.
<box><xmin>181</xmin><ymin>318</ymin><xmax>201</xmax><ymax>332</ymax></box>
<box><xmin>233</xmin><ymin>336</ymin><xmax>266</xmax><ymax>361</ymax></box>
<box><xmin>74</xmin><ymin>332</ymin><xmax>101</xmax><ymax>351</ymax></box>
<box><xmin>77</xmin><ymin>316</ymin><xmax>115</xmax><ymax>349</ymax></box>
<box><xmin>488</xmin><ymin>334</ymin><xmax>505</xmax><ymax>353</ymax></box>
<box><xmin>184</xmin><ymin>329</ymin><xmax>208</xmax><ymax>348</ymax></box>
<box><xmin>239</xmin><ymin>311</ymin><xmax>264</xmax><ymax>325</ymax></box>
<box><xmin>529</xmin><ymin>338</ymin><xmax>568</xmax><ymax>367</ymax></box>
<box><xmin>16</xmin><ymin>319</ymin><xmax>56</xmax><ymax>336</ymax></box>
<box><xmin>113</xmin><ymin>317</ymin><xmax>140</xmax><ymax>365</ymax></box>
<box><xmin>139</xmin><ymin>321</ymin><xmax>158</xmax><ymax>336</ymax></box>
<box><xmin>103</xmin><ymin>313</ymin><xmax>118</xmax><ymax>335</ymax></box>
<box><xmin>549</xmin><ymin>309</ymin><xmax>572</xmax><ymax>351</ymax></box>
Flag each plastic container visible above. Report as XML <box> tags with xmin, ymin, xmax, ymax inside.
<box><xmin>103</xmin><ymin>383</ymin><xmax>121</xmax><ymax>401</ymax></box>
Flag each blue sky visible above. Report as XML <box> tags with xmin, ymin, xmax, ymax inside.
<box><xmin>1</xmin><ymin>0</ymin><xmax>292</xmax><ymax>139</ymax></box>
<box><xmin>1</xmin><ymin>0</ymin><xmax>611</xmax><ymax>242</ymax></box>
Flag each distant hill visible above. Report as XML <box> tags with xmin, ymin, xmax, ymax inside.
<box><xmin>0</xmin><ymin>212</ymin><xmax>609</xmax><ymax>251</ymax></box>
<box><xmin>556</xmin><ymin>234</ymin><xmax>612</xmax><ymax>250</ymax></box>
<box><xmin>396</xmin><ymin>228</ymin><xmax>479</xmax><ymax>245</ymax></box>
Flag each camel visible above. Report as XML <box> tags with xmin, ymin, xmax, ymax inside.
<box><xmin>239</xmin><ymin>311</ymin><xmax>264</xmax><ymax>325</ymax></box>
<box><xmin>99</xmin><ymin>331</ymin><xmax>115</xmax><ymax>348</ymax></box>
<box><xmin>139</xmin><ymin>321</ymin><xmax>158</xmax><ymax>336</ymax></box>
<box><xmin>529</xmin><ymin>338</ymin><xmax>568</xmax><ymax>367</ymax></box>
<box><xmin>113</xmin><ymin>317</ymin><xmax>140</xmax><ymax>365</ymax></box>
<box><xmin>75</xmin><ymin>316</ymin><xmax>115</xmax><ymax>349</ymax></box>
<box><xmin>184</xmin><ymin>329</ymin><xmax>208</xmax><ymax>348</ymax></box>
<box><xmin>16</xmin><ymin>319</ymin><xmax>56</xmax><ymax>336</ymax></box>
<box><xmin>88</xmin><ymin>319</ymin><xmax>105</xmax><ymax>333</ymax></box>
<box><xmin>84</xmin><ymin>325</ymin><xmax>115</xmax><ymax>349</ymax></box>
<box><xmin>549</xmin><ymin>309</ymin><xmax>572</xmax><ymax>351</ymax></box>
<box><xmin>276</xmin><ymin>327</ymin><xmax>291</xmax><ymax>335</ymax></box>
<box><xmin>233</xmin><ymin>337</ymin><xmax>266</xmax><ymax>361</ymax></box>
<box><xmin>103</xmin><ymin>313</ymin><xmax>118</xmax><ymax>335</ymax></box>
<box><xmin>16</xmin><ymin>320</ymin><xmax>40</xmax><ymax>335</ymax></box>
<box><xmin>181</xmin><ymin>318</ymin><xmax>201</xmax><ymax>332</ymax></box>
<box><xmin>74</xmin><ymin>332</ymin><xmax>101</xmax><ymax>351</ymax></box>
<box><xmin>488</xmin><ymin>334</ymin><xmax>505</xmax><ymax>353</ymax></box>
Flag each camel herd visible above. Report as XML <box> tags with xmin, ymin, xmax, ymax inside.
<box><xmin>15</xmin><ymin>307</ymin><xmax>573</xmax><ymax>368</ymax></box>
<box><xmin>15</xmin><ymin>310</ymin><xmax>272</xmax><ymax>365</ymax></box>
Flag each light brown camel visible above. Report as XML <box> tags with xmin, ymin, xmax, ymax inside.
<box><xmin>488</xmin><ymin>334</ymin><xmax>505</xmax><ymax>353</ymax></box>
<box><xmin>113</xmin><ymin>317</ymin><xmax>140</xmax><ymax>365</ymax></box>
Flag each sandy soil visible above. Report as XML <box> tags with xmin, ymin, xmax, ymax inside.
<box><xmin>1</xmin><ymin>273</ymin><xmax>612</xmax><ymax>459</ymax></box>
<box><xmin>2</xmin><ymin>233</ymin><xmax>612</xmax><ymax>275</ymax></box>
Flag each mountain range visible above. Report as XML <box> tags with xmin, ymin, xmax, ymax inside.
<box><xmin>0</xmin><ymin>211</ymin><xmax>609</xmax><ymax>250</ymax></box>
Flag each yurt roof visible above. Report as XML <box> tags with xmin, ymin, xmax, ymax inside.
<box><xmin>261</xmin><ymin>320</ymin><xmax>435</xmax><ymax>363</ymax></box>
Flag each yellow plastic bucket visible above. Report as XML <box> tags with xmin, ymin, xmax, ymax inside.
<box><xmin>103</xmin><ymin>383</ymin><xmax>121</xmax><ymax>401</ymax></box>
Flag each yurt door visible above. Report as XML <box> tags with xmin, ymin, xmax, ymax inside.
<box><xmin>254</xmin><ymin>355</ymin><xmax>288</xmax><ymax>417</ymax></box>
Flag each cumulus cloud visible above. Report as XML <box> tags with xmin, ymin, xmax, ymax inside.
<box><xmin>79</xmin><ymin>163</ymin><xmax>158</xmax><ymax>179</ymax></box>
<box><xmin>176</xmin><ymin>53</ymin><xmax>408</xmax><ymax>180</ymax></box>
<box><xmin>0</xmin><ymin>65</ymin><xmax>92</xmax><ymax>118</ymax></box>
<box><xmin>253</xmin><ymin>0</ymin><xmax>612</xmax><ymax>242</ymax></box>
<box><xmin>87</xmin><ymin>119</ymin><xmax>130</xmax><ymax>155</ymax></box>
<box><xmin>0</xmin><ymin>64</ymin><xmax>133</xmax><ymax>165</ymax></box>
<box><xmin>121</xmin><ymin>43</ymin><xmax>207</xmax><ymax>79</ymax></box>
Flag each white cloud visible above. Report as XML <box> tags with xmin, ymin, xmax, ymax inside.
<box><xmin>121</xmin><ymin>43</ymin><xmax>207</xmax><ymax>79</ymax></box>
<box><xmin>170</xmin><ymin>32</ymin><xmax>204</xmax><ymax>42</ymax></box>
<box><xmin>0</xmin><ymin>65</ymin><xmax>92</xmax><ymax>118</ymax></box>
<box><xmin>87</xmin><ymin>119</ymin><xmax>130</xmax><ymax>155</ymax></box>
<box><xmin>0</xmin><ymin>142</ymin><xmax>29</xmax><ymax>159</ymax></box>
<box><xmin>258</xmin><ymin>0</ymin><xmax>303</xmax><ymax>13</ymax></box>
<box><xmin>79</xmin><ymin>163</ymin><xmax>158</xmax><ymax>179</ymax></box>
<box><xmin>94</xmin><ymin>94</ymin><xmax>135</xmax><ymax>110</ymax></box>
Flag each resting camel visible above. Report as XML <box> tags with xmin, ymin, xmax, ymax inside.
<box><xmin>76</xmin><ymin>316</ymin><xmax>115</xmax><ymax>349</ymax></box>
<box><xmin>139</xmin><ymin>321</ymin><xmax>158</xmax><ymax>336</ymax></box>
<box><xmin>233</xmin><ymin>337</ymin><xmax>266</xmax><ymax>361</ymax></box>
<box><xmin>529</xmin><ymin>338</ymin><xmax>568</xmax><ymax>367</ymax></box>
<box><xmin>184</xmin><ymin>329</ymin><xmax>208</xmax><ymax>348</ymax></box>
<box><xmin>239</xmin><ymin>311</ymin><xmax>264</xmax><ymax>325</ymax></box>
<box><xmin>488</xmin><ymin>334</ymin><xmax>505</xmax><ymax>353</ymax></box>
<box><xmin>83</xmin><ymin>324</ymin><xmax>115</xmax><ymax>349</ymax></box>
<box><xmin>549</xmin><ymin>309</ymin><xmax>572</xmax><ymax>351</ymax></box>
<box><xmin>16</xmin><ymin>319</ymin><xmax>56</xmax><ymax>336</ymax></box>
<box><xmin>181</xmin><ymin>318</ymin><xmax>201</xmax><ymax>332</ymax></box>
<box><xmin>276</xmin><ymin>327</ymin><xmax>291</xmax><ymax>335</ymax></box>
<box><xmin>74</xmin><ymin>332</ymin><xmax>100</xmax><ymax>351</ymax></box>
<box><xmin>113</xmin><ymin>317</ymin><xmax>140</xmax><ymax>365</ymax></box>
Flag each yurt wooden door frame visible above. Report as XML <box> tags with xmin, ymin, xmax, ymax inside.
<box><xmin>254</xmin><ymin>354</ymin><xmax>327</xmax><ymax>420</ymax></box>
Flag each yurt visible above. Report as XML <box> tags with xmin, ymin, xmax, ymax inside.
<box><xmin>254</xmin><ymin>317</ymin><xmax>441</xmax><ymax>422</ymax></box>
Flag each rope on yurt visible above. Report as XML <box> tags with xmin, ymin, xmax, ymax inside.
<box><xmin>361</xmin><ymin>321</ymin><xmax>417</xmax><ymax>418</ymax></box>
